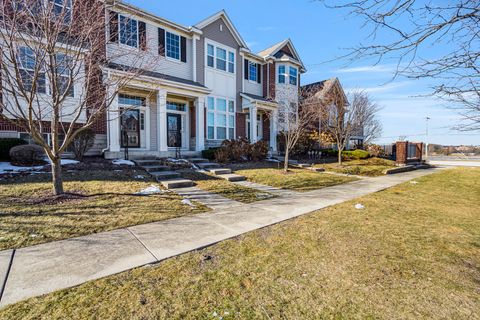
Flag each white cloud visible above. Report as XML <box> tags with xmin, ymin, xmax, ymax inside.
<box><xmin>246</xmin><ymin>41</ymin><xmax>259</xmax><ymax>48</ymax></box>
<box><xmin>336</xmin><ymin>64</ymin><xmax>397</xmax><ymax>74</ymax></box>
<box><xmin>345</xmin><ymin>81</ymin><xmax>411</xmax><ymax>94</ymax></box>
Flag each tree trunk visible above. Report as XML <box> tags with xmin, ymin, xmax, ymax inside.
<box><xmin>338</xmin><ymin>147</ymin><xmax>343</xmax><ymax>166</ymax></box>
<box><xmin>51</xmin><ymin>158</ymin><xmax>64</xmax><ymax>195</ymax></box>
<box><xmin>284</xmin><ymin>147</ymin><xmax>290</xmax><ymax>172</ymax></box>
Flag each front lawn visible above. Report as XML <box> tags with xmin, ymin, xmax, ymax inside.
<box><xmin>317</xmin><ymin>157</ymin><xmax>397</xmax><ymax>176</ymax></box>
<box><xmin>0</xmin><ymin>165</ymin><xmax>207</xmax><ymax>250</ymax></box>
<box><xmin>179</xmin><ymin>170</ymin><xmax>274</xmax><ymax>203</ymax></box>
<box><xmin>234</xmin><ymin>167</ymin><xmax>357</xmax><ymax>191</ymax></box>
<box><xmin>2</xmin><ymin>168</ymin><xmax>478</xmax><ymax>319</ymax></box>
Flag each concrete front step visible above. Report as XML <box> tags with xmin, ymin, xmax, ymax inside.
<box><xmin>209</xmin><ymin>168</ymin><xmax>232</xmax><ymax>175</ymax></box>
<box><xmin>142</xmin><ymin>165</ymin><xmax>170</xmax><ymax>173</ymax></box>
<box><xmin>160</xmin><ymin>178</ymin><xmax>194</xmax><ymax>189</ymax></box>
<box><xmin>188</xmin><ymin>158</ymin><xmax>209</xmax><ymax>164</ymax></box>
<box><xmin>150</xmin><ymin>171</ymin><xmax>181</xmax><ymax>180</ymax></box>
<box><xmin>218</xmin><ymin>174</ymin><xmax>246</xmax><ymax>182</ymax></box>
<box><xmin>135</xmin><ymin>159</ymin><xmax>161</xmax><ymax>166</ymax></box>
<box><xmin>197</xmin><ymin>162</ymin><xmax>221</xmax><ymax>169</ymax></box>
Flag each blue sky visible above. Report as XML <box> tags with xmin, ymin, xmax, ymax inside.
<box><xmin>126</xmin><ymin>0</ymin><xmax>478</xmax><ymax>146</ymax></box>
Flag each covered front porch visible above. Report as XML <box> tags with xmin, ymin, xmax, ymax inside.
<box><xmin>240</xmin><ymin>93</ymin><xmax>279</xmax><ymax>153</ymax></box>
<box><xmin>104</xmin><ymin>73</ymin><xmax>211</xmax><ymax>159</ymax></box>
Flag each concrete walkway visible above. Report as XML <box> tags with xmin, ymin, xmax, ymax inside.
<box><xmin>174</xmin><ymin>186</ymin><xmax>243</xmax><ymax>210</ymax></box>
<box><xmin>0</xmin><ymin>168</ymin><xmax>440</xmax><ymax>308</ymax></box>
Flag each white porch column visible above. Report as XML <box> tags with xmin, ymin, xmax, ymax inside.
<box><xmin>157</xmin><ymin>89</ymin><xmax>168</xmax><ymax>152</ymax></box>
<box><xmin>195</xmin><ymin>96</ymin><xmax>205</xmax><ymax>151</ymax></box>
<box><xmin>249</xmin><ymin>104</ymin><xmax>258</xmax><ymax>143</ymax></box>
<box><xmin>108</xmin><ymin>87</ymin><xmax>121</xmax><ymax>153</ymax></box>
<box><xmin>270</xmin><ymin>109</ymin><xmax>278</xmax><ymax>152</ymax></box>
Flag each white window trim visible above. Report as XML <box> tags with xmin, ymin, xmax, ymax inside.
<box><xmin>248</xmin><ymin>60</ymin><xmax>258</xmax><ymax>83</ymax></box>
<box><xmin>206</xmin><ymin>96</ymin><xmax>236</xmax><ymax>140</ymax></box>
<box><xmin>118</xmin><ymin>14</ymin><xmax>139</xmax><ymax>49</ymax></box>
<box><xmin>165</xmin><ymin>30</ymin><xmax>182</xmax><ymax>62</ymax></box>
<box><xmin>277</xmin><ymin>64</ymin><xmax>286</xmax><ymax>84</ymax></box>
<box><xmin>289</xmin><ymin>66</ymin><xmax>298</xmax><ymax>86</ymax></box>
<box><xmin>204</xmin><ymin>40</ymin><xmax>236</xmax><ymax>75</ymax></box>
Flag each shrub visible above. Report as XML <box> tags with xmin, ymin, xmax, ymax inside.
<box><xmin>0</xmin><ymin>138</ymin><xmax>28</xmax><ymax>160</ymax></box>
<box><xmin>214</xmin><ymin>148</ymin><xmax>230</xmax><ymax>163</ymax></box>
<box><xmin>365</xmin><ymin>144</ymin><xmax>385</xmax><ymax>158</ymax></box>
<box><xmin>72</xmin><ymin>129</ymin><xmax>95</xmax><ymax>161</ymax></box>
<box><xmin>202</xmin><ymin>148</ymin><xmax>219</xmax><ymax>160</ymax></box>
<box><xmin>9</xmin><ymin>144</ymin><xmax>46</xmax><ymax>166</ymax></box>
<box><xmin>250</xmin><ymin>140</ymin><xmax>269</xmax><ymax>161</ymax></box>
<box><xmin>342</xmin><ymin>149</ymin><xmax>370</xmax><ymax>160</ymax></box>
<box><xmin>320</xmin><ymin>149</ymin><xmax>338</xmax><ymax>157</ymax></box>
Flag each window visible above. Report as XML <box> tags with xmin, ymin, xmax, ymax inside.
<box><xmin>119</xmin><ymin>15</ymin><xmax>138</xmax><ymax>48</ymax></box>
<box><xmin>166</xmin><ymin>31</ymin><xmax>180</xmax><ymax>60</ymax></box>
<box><xmin>207</xmin><ymin>43</ymin><xmax>235</xmax><ymax>74</ymax></box>
<box><xmin>167</xmin><ymin>102</ymin><xmax>186</xmax><ymax>112</ymax></box>
<box><xmin>206</xmin><ymin>97</ymin><xmax>236</xmax><ymax>140</ymax></box>
<box><xmin>248</xmin><ymin>61</ymin><xmax>257</xmax><ymax>82</ymax></box>
<box><xmin>18</xmin><ymin>47</ymin><xmax>46</xmax><ymax>93</ymax></box>
<box><xmin>216</xmin><ymin>47</ymin><xmax>226</xmax><ymax>71</ymax></box>
<box><xmin>56</xmin><ymin>53</ymin><xmax>74</xmax><ymax>97</ymax></box>
<box><xmin>278</xmin><ymin>65</ymin><xmax>286</xmax><ymax>84</ymax></box>
<box><xmin>207</xmin><ymin>44</ymin><xmax>214</xmax><ymax>67</ymax></box>
<box><xmin>228</xmin><ymin>52</ymin><xmax>235</xmax><ymax>73</ymax></box>
<box><xmin>49</xmin><ymin>0</ymin><xmax>72</xmax><ymax>24</ymax></box>
<box><xmin>289</xmin><ymin>66</ymin><xmax>298</xmax><ymax>86</ymax></box>
<box><xmin>119</xmin><ymin>94</ymin><xmax>146</xmax><ymax>106</ymax></box>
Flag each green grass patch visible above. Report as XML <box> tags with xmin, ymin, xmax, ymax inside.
<box><xmin>318</xmin><ymin>157</ymin><xmax>397</xmax><ymax>176</ymax></box>
<box><xmin>235</xmin><ymin>167</ymin><xmax>357</xmax><ymax>191</ymax></box>
<box><xmin>2</xmin><ymin>168</ymin><xmax>478</xmax><ymax>319</ymax></box>
<box><xmin>0</xmin><ymin>169</ymin><xmax>207</xmax><ymax>250</ymax></box>
<box><xmin>180</xmin><ymin>170</ymin><xmax>274</xmax><ymax>203</ymax></box>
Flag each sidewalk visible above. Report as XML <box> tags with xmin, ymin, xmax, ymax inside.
<box><xmin>0</xmin><ymin>168</ymin><xmax>439</xmax><ymax>308</ymax></box>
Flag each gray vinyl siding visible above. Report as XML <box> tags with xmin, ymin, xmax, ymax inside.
<box><xmin>149</xmin><ymin>96</ymin><xmax>158</xmax><ymax>151</ymax></box>
<box><xmin>107</xmin><ymin>11</ymin><xmax>194</xmax><ymax>81</ymax></box>
<box><xmin>197</xmin><ymin>17</ymin><xmax>243</xmax><ymax>113</ymax></box>
<box><xmin>244</xmin><ymin>80</ymin><xmax>263</xmax><ymax>97</ymax></box>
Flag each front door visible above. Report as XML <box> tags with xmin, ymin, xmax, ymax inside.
<box><xmin>121</xmin><ymin>109</ymin><xmax>140</xmax><ymax>148</ymax></box>
<box><xmin>167</xmin><ymin>113</ymin><xmax>182</xmax><ymax>148</ymax></box>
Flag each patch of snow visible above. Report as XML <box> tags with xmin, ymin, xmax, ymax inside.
<box><xmin>112</xmin><ymin>159</ymin><xmax>135</xmax><ymax>166</ymax></box>
<box><xmin>267</xmin><ymin>158</ymin><xmax>281</xmax><ymax>163</ymax></box>
<box><xmin>410</xmin><ymin>181</ymin><xmax>418</xmax><ymax>184</ymax></box>
<box><xmin>30</xmin><ymin>234</ymin><xmax>39</xmax><ymax>238</ymax></box>
<box><xmin>57</xmin><ymin>159</ymin><xmax>79</xmax><ymax>165</ymax></box>
<box><xmin>181</xmin><ymin>198</ymin><xmax>195</xmax><ymax>207</ymax></box>
<box><xmin>0</xmin><ymin>162</ymin><xmax>43</xmax><ymax>174</ymax></box>
<box><xmin>136</xmin><ymin>185</ymin><xmax>163</xmax><ymax>195</ymax></box>
<box><xmin>355</xmin><ymin>203</ymin><xmax>365</xmax><ymax>210</ymax></box>
<box><xmin>134</xmin><ymin>175</ymin><xmax>145</xmax><ymax>180</ymax></box>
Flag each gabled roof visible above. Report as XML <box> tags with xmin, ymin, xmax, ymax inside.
<box><xmin>257</xmin><ymin>39</ymin><xmax>306</xmax><ymax>72</ymax></box>
<box><xmin>194</xmin><ymin>10</ymin><xmax>248</xmax><ymax>48</ymax></box>
<box><xmin>302</xmin><ymin>78</ymin><xmax>348</xmax><ymax>105</ymax></box>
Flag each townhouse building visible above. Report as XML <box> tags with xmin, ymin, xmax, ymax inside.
<box><xmin>0</xmin><ymin>1</ymin><xmax>307</xmax><ymax>159</ymax></box>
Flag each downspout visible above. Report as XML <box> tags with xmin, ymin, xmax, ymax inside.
<box><xmin>101</xmin><ymin>70</ymin><xmax>111</xmax><ymax>155</ymax></box>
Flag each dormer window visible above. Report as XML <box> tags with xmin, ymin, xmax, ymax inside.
<box><xmin>289</xmin><ymin>67</ymin><xmax>298</xmax><ymax>86</ymax></box>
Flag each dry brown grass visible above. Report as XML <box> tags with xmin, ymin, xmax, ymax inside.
<box><xmin>1</xmin><ymin>168</ymin><xmax>479</xmax><ymax>319</ymax></box>
<box><xmin>0</xmin><ymin>169</ymin><xmax>207</xmax><ymax>250</ymax></box>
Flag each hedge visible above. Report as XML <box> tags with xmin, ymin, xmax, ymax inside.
<box><xmin>201</xmin><ymin>148</ymin><xmax>219</xmax><ymax>160</ymax></box>
<box><xmin>0</xmin><ymin>138</ymin><xmax>28</xmax><ymax>160</ymax></box>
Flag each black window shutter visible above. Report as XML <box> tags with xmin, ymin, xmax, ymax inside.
<box><xmin>109</xmin><ymin>11</ymin><xmax>119</xmax><ymax>43</ymax></box>
<box><xmin>139</xmin><ymin>21</ymin><xmax>147</xmax><ymax>51</ymax></box>
<box><xmin>244</xmin><ymin>59</ymin><xmax>249</xmax><ymax>80</ymax></box>
<box><xmin>257</xmin><ymin>63</ymin><xmax>261</xmax><ymax>83</ymax></box>
<box><xmin>180</xmin><ymin>36</ymin><xmax>187</xmax><ymax>62</ymax></box>
<box><xmin>158</xmin><ymin>28</ymin><xmax>165</xmax><ymax>56</ymax></box>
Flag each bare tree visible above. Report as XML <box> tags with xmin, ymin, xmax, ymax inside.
<box><xmin>277</xmin><ymin>86</ymin><xmax>316</xmax><ymax>172</ymax></box>
<box><xmin>352</xmin><ymin>90</ymin><xmax>383</xmax><ymax>144</ymax></box>
<box><xmin>322</xmin><ymin>0</ymin><xmax>480</xmax><ymax>131</ymax></box>
<box><xmin>0</xmin><ymin>0</ymin><xmax>157</xmax><ymax>195</ymax></box>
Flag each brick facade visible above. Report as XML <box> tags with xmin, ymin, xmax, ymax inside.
<box><xmin>262</xmin><ymin>113</ymin><xmax>270</xmax><ymax>143</ymax></box>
